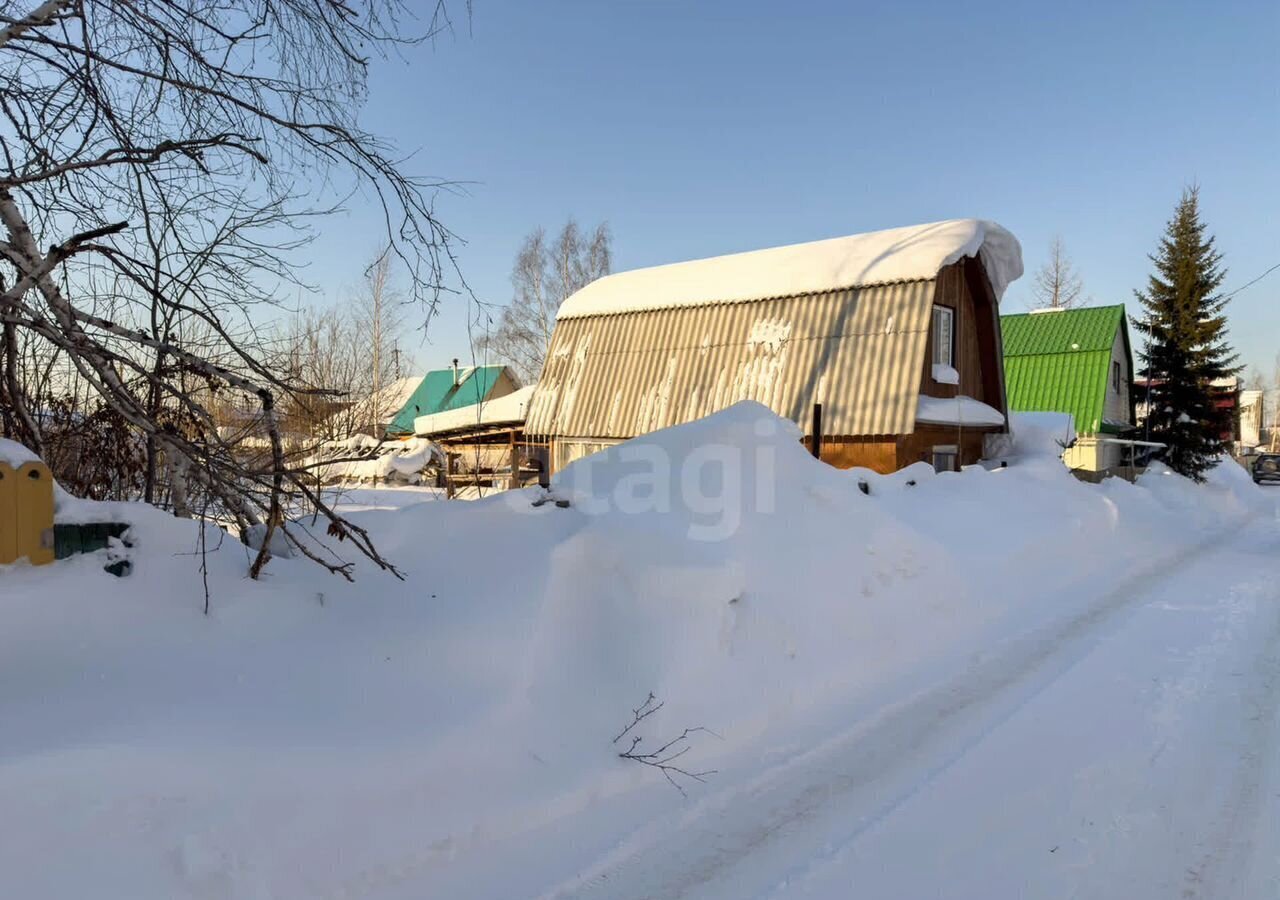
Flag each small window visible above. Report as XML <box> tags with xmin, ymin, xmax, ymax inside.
<box><xmin>932</xmin><ymin>306</ymin><xmax>954</xmax><ymax>368</ymax></box>
<box><xmin>931</xmin><ymin>444</ymin><xmax>959</xmax><ymax>473</ymax></box>
<box><xmin>1112</xmin><ymin>361</ymin><xmax>1121</xmax><ymax>394</ymax></box>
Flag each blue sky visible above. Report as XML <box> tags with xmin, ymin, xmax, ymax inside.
<box><xmin>301</xmin><ymin>0</ymin><xmax>1279</xmax><ymax>379</ymax></box>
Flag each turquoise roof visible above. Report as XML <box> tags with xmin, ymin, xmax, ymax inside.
<box><xmin>386</xmin><ymin>366</ymin><xmax>508</xmax><ymax>435</ymax></box>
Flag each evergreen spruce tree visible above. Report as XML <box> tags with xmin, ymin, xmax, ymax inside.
<box><xmin>1133</xmin><ymin>187</ymin><xmax>1239</xmax><ymax>481</ymax></box>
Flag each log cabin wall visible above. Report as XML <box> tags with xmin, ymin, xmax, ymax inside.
<box><xmin>918</xmin><ymin>258</ymin><xmax>1006</xmax><ymax>412</ymax></box>
<box><xmin>802</xmin><ymin>435</ymin><xmax>899</xmax><ymax>473</ymax></box>
<box><xmin>896</xmin><ymin>424</ymin><xmax>989</xmax><ymax>469</ymax></box>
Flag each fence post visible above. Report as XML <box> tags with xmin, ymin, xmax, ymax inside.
<box><xmin>810</xmin><ymin>403</ymin><xmax>823</xmax><ymax>460</ymax></box>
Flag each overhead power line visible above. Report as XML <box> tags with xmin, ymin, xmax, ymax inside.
<box><xmin>1224</xmin><ymin>261</ymin><xmax>1280</xmax><ymax>300</ymax></box>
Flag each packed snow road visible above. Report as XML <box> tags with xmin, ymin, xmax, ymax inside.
<box><xmin>545</xmin><ymin>525</ymin><xmax>1280</xmax><ymax>900</ymax></box>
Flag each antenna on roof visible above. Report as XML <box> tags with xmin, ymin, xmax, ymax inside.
<box><xmin>452</xmin><ymin>358</ymin><xmax>459</xmax><ymax>387</ymax></box>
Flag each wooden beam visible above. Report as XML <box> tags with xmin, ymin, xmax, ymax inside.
<box><xmin>810</xmin><ymin>403</ymin><xmax>823</xmax><ymax>459</ymax></box>
<box><xmin>508</xmin><ymin>429</ymin><xmax>519</xmax><ymax>490</ymax></box>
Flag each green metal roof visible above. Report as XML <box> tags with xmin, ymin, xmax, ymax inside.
<box><xmin>1001</xmin><ymin>304</ymin><xmax>1126</xmax><ymax>355</ymax></box>
<box><xmin>386</xmin><ymin>366</ymin><xmax>508</xmax><ymax>435</ymax></box>
<box><xmin>1000</xmin><ymin>305</ymin><xmax>1129</xmax><ymax>435</ymax></box>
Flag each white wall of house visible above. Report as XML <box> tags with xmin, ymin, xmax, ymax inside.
<box><xmin>1064</xmin><ymin>437</ymin><xmax>1117</xmax><ymax>471</ymax></box>
<box><xmin>552</xmin><ymin>437</ymin><xmax>621</xmax><ymax>472</ymax></box>
<box><xmin>1240</xmin><ymin>390</ymin><xmax>1264</xmax><ymax>447</ymax></box>
<box><xmin>1102</xmin><ymin>328</ymin><xmax>1132</xmax><ymax>428</ymax></box>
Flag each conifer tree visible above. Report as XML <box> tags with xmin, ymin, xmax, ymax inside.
<box><xmin>1132</xmin><ymin>187</ymin><xmax>1239</xmax><ymax>481</ymax></box>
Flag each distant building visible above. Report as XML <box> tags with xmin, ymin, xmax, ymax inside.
<box><xmin>1239</xmin><ymin>388</ymin><xmax>1264</xmax><ymax>449</ymax></box>
<box><xmin>336</xmin><ymin>363</ymin><xmax>521</xmax><ymax>439</ymax></box>
<box><xmin>1134</xmin><ymin>375</ymin><xmax>1241</xmax><ymax>446</ymax></box>
<box><xmin>526</xmin><ymin>219</ymin><xmax>1021</xmax><ymax>475</ymax></box>
<box><xmin>413</xmin><ymin>385</ymin><xmax>544</xmax><ymax>497</ymax></box>
<box><xmin>1000</xmin><ymin>304</ymin><xmax>1135</xmax><ymax>473</ymax></box>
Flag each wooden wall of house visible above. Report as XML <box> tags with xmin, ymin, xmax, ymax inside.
<box><xmin>919</xmin><ymin>258</ymin><xmax>1005</xmax><ymax>411</ymax></box>
<box><xmin>804</xmin><ymin>435</ymin><xmax>899</xmax><ymax>473</ymax></box>
<box><xmin>896</xmin><ymin>424</ymin><xmax>988</xmax><ymax>469</ymax></box>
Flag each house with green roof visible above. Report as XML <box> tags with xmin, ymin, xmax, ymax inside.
<box><xmin>334</xmin><ymin>363</ymin><xmax>521</xmax><ymax>438</ymax></box>
<box><xmin>1000</xmin><ymin>304</ymin><xmax>1134</xmax><ymax>471</ymax></box>
<box><xmin>384</xmin><ymin>364</ymin><xmax>520</xmax><ymax>436</ymax></box>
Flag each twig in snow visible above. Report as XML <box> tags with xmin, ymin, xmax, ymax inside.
<box><xmin>612</xmin><ymin>692</ymin><xmax>664</xmax><ymax>745</ymax></box>
<box><xmin>613</xmin><ymin>692</ymin><xmax>720</xmax><ymax>797</ymax></box>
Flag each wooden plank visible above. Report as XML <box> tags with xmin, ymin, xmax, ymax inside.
<box><xmin>508</xmin><ymin>430</ymin><xmax>519</xmax><ymax>490</ymax></box>
<box><xmin>819</xmin><ymin>438</ymin><xmax>897</xmax><ymax>473</ymax></box>
<box><xmin>15</xmin><ymin>461</ymin><xmax>54</xmax><ymax>565</ymax></box>
<box><xmin>0</xmin><ymin>462</ymin><xmax>17</xmax><ymax>564</ymax></box>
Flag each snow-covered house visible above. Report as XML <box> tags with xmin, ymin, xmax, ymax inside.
<box><xmin>1000</xmin><ymin>304</ymin><xmax>1136</xmax><ymax>473</ymax></box>
<box><xmin>333</xmin><ymin>363</ymin><xmax>521</xmax><ymax>439</ymax></box>
<box><xmin>413</xmin><ymin>385</ymin><xmax>545</xmax><ymax>496</ymax></box>
<box><xmin>525</xmin><ymin>219</ymin><xmax>1021</xmax><ymax>474</ymax></box>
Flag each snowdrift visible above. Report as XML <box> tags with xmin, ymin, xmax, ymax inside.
<box><xmin>306</xmin><ymin>435</ymin><xmax>443</xmax><ymax>484</ymax></box>
<box><xmin>0</xmin><ymin>404</ymin><xmax>1274</xmax><ymax>899</ymax></box>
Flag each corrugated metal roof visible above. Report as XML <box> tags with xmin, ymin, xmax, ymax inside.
<box><xmin>1001</xmin><ymin>305</ymin><xmax>1125</xmax><ymax>355</ymax></box>
<box><xmin>386</xmin><ymin>366</ymin><xmax>510</xmax><ymax>435</ymax></box>
<box><xmin>1000</xmin><ymin>305</ymin><xmax>1128</xmax><ymax>435</ymax></box>
<box><xmin>1003</xmin><ymin>351</ymin><xmax>1112</xmax><ymax>434</ymax></box>
<box><xmin>526</xmin><ymin>280</ymin><xmax>936</xmax><ymax>439</ymax></box>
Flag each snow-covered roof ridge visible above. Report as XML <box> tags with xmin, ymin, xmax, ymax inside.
<box><xmin>414</xmin><ymin>385</ymin><xmax>535</xmax><ymax>437</ymax></box>
<box><xmin>556</xmin><ymin>219</ymin><xmax>1023</xmax><ymax>320</ymax></box>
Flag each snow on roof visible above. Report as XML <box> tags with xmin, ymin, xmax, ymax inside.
<box><xmin>556</xmin><ymin>219</ymin><xmax>1023</xmax><ymax>320</ymax></box>
<box><xmin>916</xmin><ymin>394</ymin><xmax>1007</xmax><ymax>428</ymax></box>
<box><xmin>413</xmin><ymin>385</ymin><xmax>536</xmax><ymax>437</ymax></box>
<box><xmin>338</xmin><ymin>375</ymin><xmax>426</xmax><ymax>427</ymax></box>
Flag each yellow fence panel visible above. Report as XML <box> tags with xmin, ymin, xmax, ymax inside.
<box><xmin>0</xmin><ymin>463</ymin><xmax>16</xmax><ymax>564</ymax></box>
<box><xmin>16</xmin><ymin>461</ymin><xmax>55</xmax><ymax>566</ymax></box>
<box><xmin>0</xmin><ymin>460</ymin><xmax>55</xmax><ymax>566</ymax></box>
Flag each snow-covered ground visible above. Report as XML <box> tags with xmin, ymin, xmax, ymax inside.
<box><xmin>1</xmin><ymin>404</ymin><xmax>1277</xmax><ymax>899</ymax></box>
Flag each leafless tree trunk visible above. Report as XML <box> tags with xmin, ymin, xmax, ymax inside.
<box><xmin>357</xmin><ymin>247</ymin><xmax>406</xmax><ymax>431</ymax></box>
<box><xmin>1030</xmin><ymin>236</ymin><xmax>1085</xmax><ymax>310</ymax></box>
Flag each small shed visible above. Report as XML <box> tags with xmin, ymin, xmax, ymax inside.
<box><xmin>413</xmin><ymin>386</ymin><xmax>545</xmax><ymax>497</ymax></box>
<box><xmin>526</xmin><ymin>219</ymin><xmax>1022</xmax><ymax>474</ymax></box>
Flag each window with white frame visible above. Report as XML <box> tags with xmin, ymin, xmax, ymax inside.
<box><xmin>931</xmin><ymin>444</ymin><xmax>958</xmax><ymax>473</ymax></box>
<box><xmin>932</xmin><ymin>305</ymin><xmax>954</xmax><ymax>368</ymax></box>
<box><xmin>1112</xmin><ymin>360</ymin><xmax>1121</xmax><ymax>393</ymax></box>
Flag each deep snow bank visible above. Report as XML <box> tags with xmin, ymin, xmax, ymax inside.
<box><xmin>0</xmin><ymin>404</ymin><xmax>1273</xmax><ymax>899</ymax></box>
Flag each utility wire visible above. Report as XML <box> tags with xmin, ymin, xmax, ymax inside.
<box><xmin>1223</xmin><ymin>261</ymin><xmax>1280</xmax><ymax>300</ymax></box>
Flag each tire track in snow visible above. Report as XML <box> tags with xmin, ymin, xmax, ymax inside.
<box><xmin>539</xmin><ymin>518</ymin><xmax>1264</xmax><ymax>900</ymax></box>
<box><xmin>1176</xmin><ymin>581</ymin><xmax>1280</xmax><ymax>899</ymax></box>
<box><xmin>769</xmin><ymin>546</ymin><xmax>1280</xmax><ymax>900</ymax></box>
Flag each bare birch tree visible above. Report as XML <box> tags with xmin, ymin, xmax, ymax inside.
<box><xmin>483</xmin><ymin>219</ymin><xmax>611</xmax><ymax>381</ymax></box>
<box><xmin>355</xmin><ymin>247</ymin><xmax>407</xmax><ymax>429</ymax></box>
<box><xmin>1030</xmin><ymin>236</ymin><xmax>1086</xmax><ymax>310</ymax></box>
<box><xmin>0</xmin><ymin>0</ymin><xmax>467</xmax><ymax>580</ymax></box>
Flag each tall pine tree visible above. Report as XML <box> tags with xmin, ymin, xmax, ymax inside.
<box><xmin>1133</xmin><ymin>187</ymin><xmax>1239</xmax><ymax>481</ymax></box>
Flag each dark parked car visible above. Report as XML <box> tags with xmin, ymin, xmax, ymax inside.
<box><xmin>1254</xmin><ymin>453</ymin><xmax>1280</xmax><ymax>485</ymax></box>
